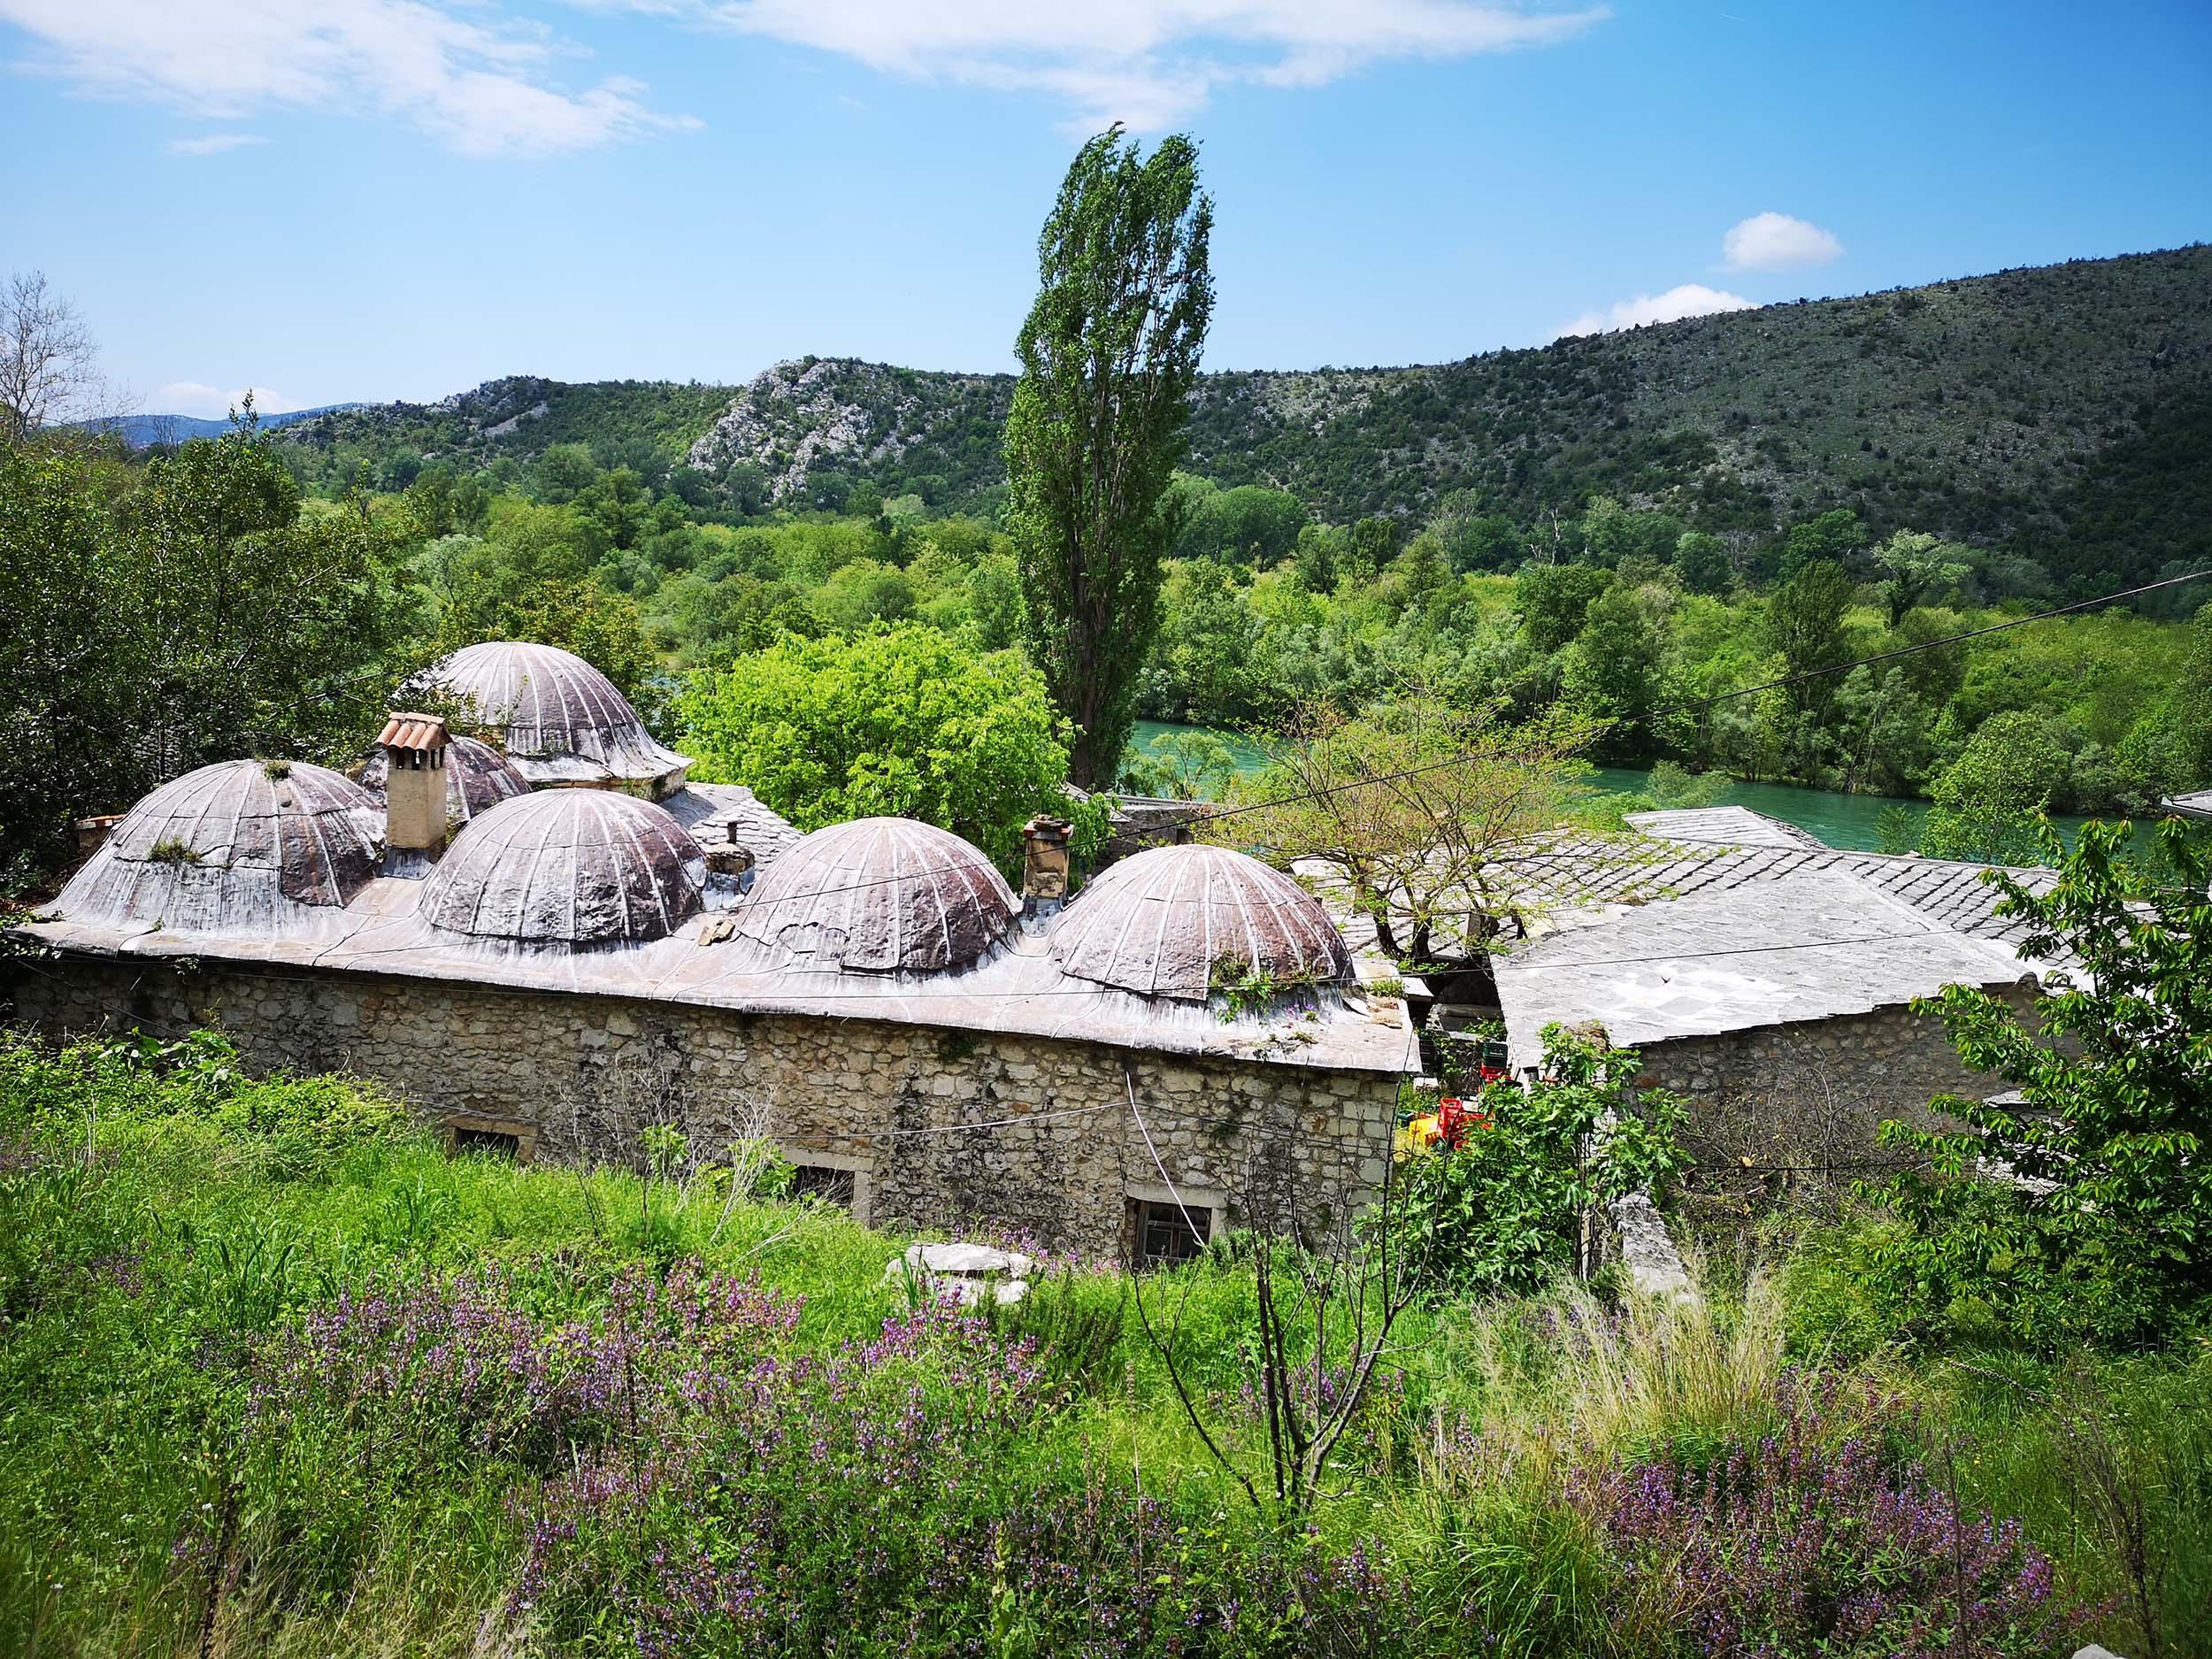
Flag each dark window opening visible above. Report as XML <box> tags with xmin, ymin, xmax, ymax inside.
<box><xmin>452</xmin><ymin>1126</ymin><xmax>519</xmax><ymax>1160</ymax></box>
<box><xmin>1134</xmin><ymin>1199</ymin><xmax>1209</xmax><ymax>1269</ymax></box>
<box><xmin>792</xmin><ymin>1164</ymin><xmax>856</xmax><ymax>1209</ymax></box>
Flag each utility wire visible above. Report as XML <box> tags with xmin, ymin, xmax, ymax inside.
<box><xmin>27</xmin><ymin>573</ymin><xmax>2191</xmax><ymax>1004</ymax></box>
<box><xmin>1142</xmin><ymin>565</ymin><xmax>2212</xmax><ymax>841</ymax></box>
<box><xmin>411</xmin><ymin>564</ymin><xmax>2212</xmax><ymax>914</ymax></box>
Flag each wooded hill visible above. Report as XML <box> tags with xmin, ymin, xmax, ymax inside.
<box><xmin>276</xmin><ymin>245</ymin><xmax>2212</xmax><ymax>595</ymax></box>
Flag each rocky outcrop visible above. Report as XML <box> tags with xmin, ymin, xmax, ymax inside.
<box><xmin>685</xmin><ymin>357</ymin><xmax>1012</xmax><ymax>502</ymax></box>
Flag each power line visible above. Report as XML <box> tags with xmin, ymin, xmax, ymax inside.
<box><xmin>459</xmin><ymin>563</ymin><xmax>2212</xmax><ymax>914</ymax></box>
<box><xmin>1145</xmin><ymin>565</ymin><xmax>2212</xmax><ymax>841</ymax></box>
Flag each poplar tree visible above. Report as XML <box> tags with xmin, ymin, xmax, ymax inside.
<box><xmin>1005</xmin><ymin>127</ymin><xmax>1213</xmax><ymax>788</ymax></box>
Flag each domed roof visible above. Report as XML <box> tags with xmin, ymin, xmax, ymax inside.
<box><xmin>419</xmin><ymin>641</ymin><xmax>689</xmax><ymax>787</ymax></box>
<box><xmin>1048</xmin><ymin>843</ymin><xmax>1351</xmax><ymax>1002</ymax></box>
<box><xmin>357</xmin><ymin>734</ymin><xmax>530</xmax><ymax>827</ymax></box>
<box><xmin>734</xmin><ymin>817</ymin><xmax>1016</xmax><ymax>974</ymax></box>
<box><xmin>421</xmin><ymin>790</ymin><xmax>704</xmax><ymax>948</ymax></box>
<box><xmin>56</xmin><ymin>760</ymin><xmax>382</xmax><ymax>935</ymax></box>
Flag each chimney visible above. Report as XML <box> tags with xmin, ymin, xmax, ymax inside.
<box><xmin>702</xmin><ymin>821</ymin><xmax>755</xmax><ymax>893</ymax></box>
<box><xmin>378</xmin><ymin>712</ymin><xmax>449</xmax><ymax>873</ymax></box>
<box><xmin>74</xmin><ymin>815</ymin><xmax>125</xmax><ymax>859</ymax></box>
<box><xmin>1021</xmin><ymin>814</ymin><xmax>1071</xmax><ymax>928</ymax></box>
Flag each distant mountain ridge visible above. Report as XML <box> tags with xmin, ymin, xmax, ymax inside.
<box><xmin>93</xmin><ymin>404</ymin><xmax>361</xmax><ymax>446</ymax></box>
<box><xmin>271</xmin><ymin>245</ymin><xmax>2212</xmax><ymax>592</ymax></box>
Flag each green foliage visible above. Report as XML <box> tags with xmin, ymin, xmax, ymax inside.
<box><xmin>676</xmin><ymin>624</ymin><xmax>1071</xmax><ymax>869</ymax></box>
<box><xmin>1006</xmin><ymin>127</ymin><xmax>1214</xmax><ymax>787</ymax></box>
<box><xmin>1118</xmin><ymin>727</ymin><xmax>1241</xmax><ymax>800</ymax></box>
<box><xmin>0</xmin><ymin>411</ymin><xmax>418</xmax><ymax>864</ymax></box>
<box><xmin>1919</xmin><ymin>710</ymin><xmax>2069</xmax><ymax>864</ymax></box>
<box><xmin>1387</xmin><ymin>1025</ymin><xmax>1688</xmax><ymax>1296</ymax></box>
<box><xmin>1515</xmin><ymin>563</ymin><xmax>1613</xmax><ymax>654</ymax></box>
<box><xmin>0</xmin><ymin>442</ymin><xmax>140</xmax><ymax>870</ymax></box>
<box><xmin>1873</xmin><ymin>529</ymin><xmax>1971</xmax><ymax>626</ymax></box>
<box><xmin>1865</xmin><ymin>820</ymin><xmax>2212</xmax><ymax>1348</ymax></box>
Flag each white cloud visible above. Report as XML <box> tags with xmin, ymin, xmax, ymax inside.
<box><xmin>151</xmin><ymin>380</ymin><xmax>294</xmax><ymax>418</ymax></box>
<box><xmin>0</xmin><ymin>0</ymin><xmax>698</xmax><ymax>157</ymax></box>
<box><xmin>1721</xmin><ymin>211</ymin><xmax>1842</xmax><ymax>271</ymax></box>
<box><xmin>671</xmin><ymin>1</ymin><xmax>1610</xmax><ymax>131</ymax></box>
<box><xmin>1556</xmin><ymin>283</ymin><xmax>1755</xmax><ymax>338</ymax></box>
<box><xmin>165</xmin><ymin>131</ymin><xmax>268</xmax><ymax>154</ymax></box>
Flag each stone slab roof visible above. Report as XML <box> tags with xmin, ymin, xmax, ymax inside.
<box><xmin>1624</xmin><ymin>805</ymin><xmax>1832</xmax><ymax>851</ymax></box>
<box><xmin>1502</xmin><ymin>833</ymin><xmax>2058</xmax><ymax>949</ymax></box>
<box><xmin>660</xmin><ymin>782</ymin><xmax>803</xmax><ymax>866</ymax></box>
<box><xmin>1494</xmin><ymin>869</ymin><xmax>2035</xmax><ymax>1071</ymax></box>
<box><xmin>2163</xmin><ymin>789</ymin><xmax>2212</xmax><ymax>821</ymax></box>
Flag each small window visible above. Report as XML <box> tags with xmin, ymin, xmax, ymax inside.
<box><xmin>452</xmin><ymin>1126</ymin><xmax>519</xmax><ymax>1160</ymax></box>
<box><xmin>791</xmin><ymin>1163</ymin><xmax>856</xmax><ymax>1210</ymax></box>
<box><xmin>1135</xmin><ymin>1199</ymin><xmax>1209</xmax><ymax>1269</ymax></box>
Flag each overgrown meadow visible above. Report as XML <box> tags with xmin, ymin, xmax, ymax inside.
<box><xmin>3</xmin><ymin>1033</ymin><xmax>2205</xmax><ymax>1658</ymax></box>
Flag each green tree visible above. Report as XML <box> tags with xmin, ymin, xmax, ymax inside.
<box><xmin>1872</xmin><ymin>530</ymin><xmax>1970</xmax><ymax>626</ymax></box>
<box><xmin>1673</xmin><ymin>530</ymin><xmax>1732</xmax><ymax>595</ymax></box>
<box><xmin>1868</xmin><ymin>821</ymin><xmax>2212</xmax><ymax>1346</ymax></box>
<box><xmin>1919</xmin><ymin>710</ymin><xmax>2069</xmax><ymax>864</ymax></box>
<box><xmin>675</xmin><ymin>625</ymin><xmax>1071</xmax><ymax>870</ymax></box>
<box><xmin>1774</xmin><ymin>508</ymin><xmax>1866</xmax><ymax>580</ymax></box>
<box><xmin>426</xmin><ymin>573</ymin><xmax>663</xmax><ymax>727</ymax></box>
<box><xmin>1515</xmin><ymin>562</ymin><xmax>1614</xmax><ymax>654</ymax></box>
<box><xmin>0</xmin><ymin>445</ymin><xmax>141</xmax><ymax>871</ymax></box>
<box><xmin>1388</xmin><ymin>1025</ymin><xmax>1687</xmax><ymax>1296</ymax></box>
<box><xmin>1765</xmin><ymin>557</ymin><xmax>1855</xmax><ymax>741</ymax></box>
<box><xmin>1175</xmin><ymin>481</ymin><xmax>1307</xmax><ymax>566</ymax></box>
<box><xmin>1564</xmin><ymin>585</ymin><xmax>1657</xmax><ymax>758</ymax></box>
<box><xmin>1004</xmin><ymin>127</ymin><xmax>1214</xmax><ymax>787</ymax></box>
<box><xmin>533</xmin><ymin>443</ymin><xmax>601</xmax><ymax>505</ymax></box>
<box><xmin>118</xmin><ymin>413</ymin><xmax>418</xmax><ymax>785</ymax></box>
<box><xmin>1142</xmin><ymin>558</ymin><xmax>1262</xmax><ymax>723</ymax></box>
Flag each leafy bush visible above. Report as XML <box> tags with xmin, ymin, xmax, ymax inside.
<box><xmin>1866</xmin><ymin>820</ymin><xmax>2212</xmax><ymax>1348</ymax></box>
<box><xmin>675</xmin><ymin>622</ymin><xmax>1071</xmax><ymax>870</ymax></box>
<box><xmin>1388</xmin><ymin>1025</ymin><xmax>1687</xmax><ymax>1296</ymax></box>
<box><xmin>1</xmin><ymin>1031</ymin><xmax>405</xmax><ymax>1175</ymax></box>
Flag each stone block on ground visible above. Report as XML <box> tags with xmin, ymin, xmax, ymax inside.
<box><xmin>885</xmin><ymin>1240</ymin><xmax>1036</xmax><ymax>1306</ymax></box>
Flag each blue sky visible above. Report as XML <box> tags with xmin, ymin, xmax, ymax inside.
<box><xmin>4</xmin><ymin>0</ymin><xmax>2208</xmax><ymax>416</ymax></box>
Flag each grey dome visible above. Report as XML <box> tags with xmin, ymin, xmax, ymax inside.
<box><xmin>56</xmin><ymin>760</ymin><xmax>382</xmax><ymax>935</ymax></box>
<box><xmin>421</xmin><ymin>790</ymin><xmax>704</xmax><ymax>948</ymax></box>
<box><xmin>419</xmin><ymin>641</ymin><xmax>689</xmax><ymax>788</ymax></box>
<box><xmin>1048</xmin><ymin>843</ymin><xmax>1351</xmax><ymax>1002</ymax></box>
<box><xmin>734</xmin><ymin>817</ymin><xmax>1015</xmax><ymax>974</ymax></box>
<box><xmin>357</xmin><ymin>734</ymin><xmax>530</xmax><ymax>827</ymax></box>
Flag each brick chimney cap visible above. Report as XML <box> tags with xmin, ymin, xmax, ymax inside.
<box><xmin>378</xmin><ymin>712</ymin><xmax>449</xmax><ymax>751</ymax></box>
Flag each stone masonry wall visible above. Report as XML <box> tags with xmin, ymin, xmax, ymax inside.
<box><xmin>1631</xmin><ymin>990</ymin><xmax>2036</xmax><ymax>1181</ymax></box>
<box><xmin>6</xmin><ymin>956</ymin><xmax>1399</xmax><ymax>1262</ymax></box>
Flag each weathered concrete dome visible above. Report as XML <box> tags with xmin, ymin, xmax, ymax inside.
<box><xmin>56</xmin><ymin>760</ymin><xmax>381</xmax><ymax>935</ymax></box>
<box><xmin>357</xmin><ymin>734</ymin><xmax>530</xmax><ymax>827</ymax></box>
<box><xmin>421</xmin><ymin>790</ymin><xmax>704</xmax><ymax>948</ymax></box>
<box><xmin>735</xmin><ymin>817</ymin><xmax>1016</xmax><ymax>974</ymax></box>
<box><xmin>420</xmin><ymin>641</ymin><xmax>689</xmax><ymax>791</ymax></box>
<box><xmin>1048</xmin><ymin>843</ymin><xmax>1352</xmax><ymax>1002</ymax></box>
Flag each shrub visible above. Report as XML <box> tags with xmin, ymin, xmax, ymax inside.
<box><xmin>1865</xmin><ymin>820</ymin><xmax>2212</xmax><ymax>1348</ymax></box>
<box><xmin>675</xmin><ymin>623</ymin><xmax>1071</xmax><ymax>870</ymax></box>
<box><xmin>0</xmin><ymin>1032</ymin><xmax>405</xmax><ymax>1178</ymax></box>
<box><xmin>1586</xmin><ymin>1374</ymin><xmax>2080</xmax><ymax>1658</ymax></box>
<box><xmin>1388</xmin><ymin>1025</ymin><xmax>1686</xmax><ymax>1296</ymax></box>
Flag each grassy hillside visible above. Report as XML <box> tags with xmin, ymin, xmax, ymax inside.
<box><xmin>276</xmin><ymin>245</ymin><xmax>2212</xmax><ymax>591</ymax></box>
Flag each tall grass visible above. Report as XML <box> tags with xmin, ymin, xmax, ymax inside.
<box><xmin>4</xmin><ymin>1031</ymin><xmax>2196</xmax><ymax>1656</ymax></box>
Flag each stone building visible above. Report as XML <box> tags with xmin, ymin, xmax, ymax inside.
<box><xmin>7</xmin><ymin>645</ymin><xmax>1414</xmax><ymax>1262</ymax></box>
<box><xmin>1492</xmin><ymin>831</ymin><xmax>2047</xmax><ymax>1176</ymax></box>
